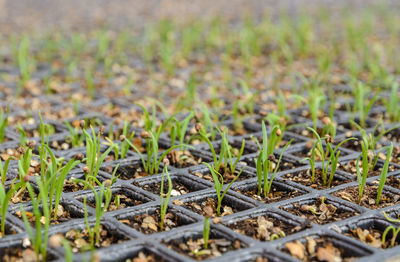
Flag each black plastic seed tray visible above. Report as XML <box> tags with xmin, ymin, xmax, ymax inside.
<box><xmin>1</xmin><ymin>86</ymin><xmax>400</xmax><ymax>262</ymax></box>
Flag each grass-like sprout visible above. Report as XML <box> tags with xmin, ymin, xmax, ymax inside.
<box><xmin>198</xmin><ymin>127</ymin><xmax>245</xmax><ymax>175</ymax></box>
<box><xmin>382</xmin><ymin>211</ymin><xmax>400</xmax><ymax>248</ymax></box>
<box><xmin>203</xmin><ymin>217</ymin><xmax>210</xmax><ymax>249</ymax></box>
<box><xmin>119</xmin><ymin>121</ymin><xmax>135</xmax><ymax>159</ymax></box>
<box><xmin>303</xmin><ymin>127</ymin><xmax>356</xmax><ymax>187</ymax></box>
<box><xmin>16</xmin><ymin>36</ymin><xmax>31</xmax><ymax>96</ymax></box>
<box><xmin>376</xmin><ymin>143</ymin><xmax>394</xmax><ymax>205</ymax></box>
<box><xmin>83</xmin><ymin>126</ymin><xmax>116</xmax><ymax>182</ymax></box>
<box><xmin>203</xmin><ymin>162</ymin><xmax>242</xmax><ymax>216</ymax></box>
<box><xmin>293</xmin><ymin>75</ymin><xmax>326</xmax><ymax>130</ymax></box>
<box><xmin>42</xmin><ymin>144</ymin><xmax>80</xmax><ymax>220</ymax></box>
<box><xmin>384</xmin><ymin>82</ymin><xmax>400</xmax><ymax>122</ymax></box>
<box><xmin>174</xmin><ymin>73</ymin><xmax>196</xmax><ymax>111</ymax></box>
<box><xmin>0</xmin><ymin>108</ymin><xmax>9</xmax><ymax>143</ymax></box>
<box><xmin>352</xmin><ymin>122</ymin><xmax>398</xmax><ymax>170</ymax></box>
<box><xmin>198</xmin><ymin>130</ymin><xmax>224</xmax><ymax>173</ymax></box>
<box><xmin>350</xmin><ymin>81</ymin><xmax>378</xmax><ymax>128</ymax></box>
<box><xmin>159</xmin><ymin>166</ymin><xmax>172</xmax><ymax>231</ymax></box>
<box><xmin>104</xmin><ymin>121</ymin><xmax>136</xmax><ymax>161</ymax></box>
<box><xmin>169</xmin><ymin>111</ymin><xmax>195</xmax><ymax>151</ymax></box>
<box><xmin>220</xmin><ymin>129</ymin><xmax>246</xmax><ymax>175</ymax></box>
<box><xmin>16</xmin><ymin>124</ymin><xmax>27</xmax><ymax>146</ymax></box>
<box><xmin>0</xmin><ymin>180</ymin><xmax>24</xmax><ymax>237</ymax></box>
<box><xmin>198</xmin><ymin>102</ymin><xmax>218</xmax><ymax>141</ymax></box>
<box><xmin>122</xmin><ymin>123</ymin><xmax>184</xmax><ymax>175</ymax></box>
<box><xmin>18</xmin><ymin>143</ymin><xmax>33</xmax><ymax>179</ymax></box>
<box><xmin>74</xmin><ymin>177</ymin><xmax>112</xmax><ymax>247</ymax></box>
<box><xmin>232</xmin><ymin>99</ymin><xmax>244</xmax><ymax>132</ymax></box>
<box><xmin>0</xmin><ymin>157</ymin><xmax>12</xmax><ymax>187</ymax></box>
<box><xmin>255</xmin><ymin>136</ymin><xmax>293</xmax><ymax>197</ymax></box>
<box><xmin>65</xmin><ymin>121</ymin><xmax>85</xmax><ymax>148</ymax></box>
<box><xmin>253</xmin><ymin>122</ymin><xmax>283</xmax><ymax>171</ymax></box>
<box><xmin>85</xmin><ymin>66</ymin><xmax>95</xmax><ymax>99</ymax></box>
<box><xmin>20</xmin><ymin>181</ymin><xmax>50</xmax><ymax>261</ymax></box>
<box><xmin>62</xmin><ymin>238</ymin><xmax>73</xmax><ymax>262</ymax></box>
<box><xmin>356</xmin><ymin>141</ymin><xmax>370</xmax><ymax>204</ymax></box>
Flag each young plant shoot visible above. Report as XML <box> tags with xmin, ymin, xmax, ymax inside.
<box><xmin>74</xmin><ymin>177</ymin><xmax>112</xmax><ymax>247</ymax></box>
<box><xmin>160</xmin><ymin>166</ymin><xmax>172</xmax><ymax>231</ymax></box>
<box><xmin>303</xmin><ymin>127</ymin><xmax>356</xmax><ymax>187</ymax></box>
<box><xmin>203</xmin><ymin>162</ymin><xmax>242</xmax><ymax>216</ymax></box>
<box><xmin>382</xmin><ymin>211</ymin><xmax>400</xmax><ymax>248</ymax></box>
<box><xmin>20</xmin><ymin>181</ymin><xmax>51</xmax><ymax>261</ymax></box>
<box><xmin>83</xmin><ymin>126</ymin><xmax>116</xmax><ymax>182</ymax></box>
<box><xmin>0</xmin><ymin>108</ymin><xmax>8</xmax><ymax>143</ymax></box>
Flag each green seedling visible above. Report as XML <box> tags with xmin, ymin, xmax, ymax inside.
<box><xmin>104</xmin><ymin>121</ymin><xmax>136</xmax><ymax>161</ymax></box>
<box><xmin>0</xmin><ymin>180</ymin><xmax>24</xmax><ymax>236</ymax></box>
<box><xmin>0</xmin><ymin>157</ymin><xmax>13</xmax><ymax>187</ymax></box>
<box><xmin>62</xmin><ymin>238</ymin><xmax>73</xmax><ymax>262</ymax></box>
<box><xmin>302</xmin><ymin>127</ymin><xmax>356</xmax><ymax>187</ymax></box>
<box><xmin>18</xmin><ymin>143</ymin><xmax>33</xmax><ymax>179</ymax></box>
<box><xmin>352</xmin><ymin>122</ymin><xmax>399</xmax><ymax>170</ymax></box>
<box><xmin>65</xmin><ymin>121</ymin><xmax>85</xmax><ymax>148</ymax></box>
<box><xmin>383</xmin><ymin>82</ymin><xmax>400</xmax><ymax>122</ymax></box>
<box><xmin>198</xmin><ymin>102</ymin><xmax>218</xmax><ymax>141</ymax></box>
<box><xmin>356</xmin><ymin>141</ymin><xmax>370</xmax><ymax>204</ymax></box>
<box><xmin>220</xmin><ymin>128</ymin><xmax>246</xmax><ymax>175</ymax></box>
<box><xmin>122</xmin><ymin>107</ymin><xmax>184</xmax><ymax>175</ymax></box>
<box><xmin>120</xmin><ymin>121</ymin><xmax>136</xmax><ymax>159</ymax></box>
<box><xmin>376</xmin><ymin>143</ymin><xmax>394</xmax><ymax>205</ymax></box>
<box><xmin>20</xmin><ymin>181</ymin><xmax>50</xmax><ymax>261</ymax></box>
<box><xmin>96</xmin><ymin>30</ymin><xmax>110</xmax><ymax>63</ymax></box>
<box><xmin>203</xmin><ymin>217</ymin><xmax>210</xmax><ymax>249</ymax></box>
<box><xmin>293</xmin><ymin>75</ymin><xmax>326</xmax><ymax>130</ymax></box>
<box><xmin>203</xmin><ymin>163</ymin><xmax>242</xmax><ymax>216</ymax></box>
<box><xmin>169</xmin><ymin>111</ymin><xmax>195</xmax><ymax>151</ymax></box>
<box><xmin>197</xmin><ymin>130</ymin><xmax>225</xmax><ymax>173</ymax></box>
<box><xmin>382</xmin><ymin>211</ymin><xmax>400</xmax><ymax>248</ymax></box>
<box><xmin>16</xmin><ymin>124</ymin><xmax>27</xmax><ymax>146</ymax></box>
<box><xmin>42</xmin><ymin>145</ymin><xmax>80</xmax><ymax>220</ymax></box>
<box><xmin>253</xmin><ymin>122</ymin><xmax>283</xmax><ymax>172</ymax></box>
<box><xmin>255</xmin><ymin>138</ymin><xmax>293</xmax><ymax>197</ymax></box>
<box><xmin>16</xmin><ymin>35</ymin><xmax>31</xmax><ymax>96</ymax></box>
<box><xmin>74</xmin><ymin>177</ymin><xmax>112</xmax><ymax>247</ymax></box>
<box><xmin>0</xmin><ymin>108</ymin><xmax>8</xmax><ymax>143</ymax></box>
<box><xmin>174</xmin><ymin>73</ymin><xmax>197</xmax><ymax>111</ymax></box>
<box><xmin>350</xmin><ymin>81</ymin><xmax>378</xmax><ymax>128</ymax></box>
<box><xmin>83</xmin><ymin>127</ymin><xmax>116</xmax><ymax>182</ymax></box>
<box><xmin>197</xmin><ymin>128</ymin><xmax>245</xmax><ymax>175</ymax></box>
<box><xmin>160</xmin><ymin>167</ymin><xmax>172</xmax><ymax>231</ymax></box>
<box><xmin>85</xmin><ymin>66</ymin><xmax>95</xmax><ymax>99</ymax></box>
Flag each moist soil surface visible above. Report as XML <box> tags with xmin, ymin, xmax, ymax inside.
<box><xmin>164</xmin><ymin>236</ymin><xmax>243</xmax><ymax>261</ymax></box>
<box><xmin>338</xmin><ymin>159</ymin><xmax>398</xmax><ymax>178</ymax></box>
<box><xmin>135</xmin><ymin>179</ymin><xmax>202</xmax><ymax>196</ymax></box>
<box><xmin>283</xmin><ymin>237</ymin><xmax>361</xmax><ymax>261</ymax></box>
<box><xmin>282</xmin><ymin>169</ymin><xmax>351</xmax><ymax>190</ymax></box>
<box><xmin>84</xmin><ymin>193</ymin><xmax>144</xmax><ymax>211</ymax></box>
<box><xmin>166</xmin><ymin>150</ymin><xmax>204</xmax><ymax>168</ymax></box>
<box><xmin>119</xmin><ymin>209</ymin><xmax>186</xmax><ymax>234</ymax></box>
<box><xmin>235</xmin><ymin>183</ymin><xmax>304</xmax><ymax>204</ymax></box>
<box><xmin>280</xmin><ymin>197</ymin><xmax>358</xmax><ymax>225</ymax></box>
<box><xmin>62</xmin><ymin>225</ymin><xmax>128</xmax><ymax>252</ymax></box>
<box><xmin>14</xmin><ymin>205</ymin><xmax>82</xmax><ymax>226</ymax></box>
<box><xmin>191</xmin><ymin>168</ymin><xmax>252</xmax><ymax>183</ymax></box>
<box><xmin>345</xmin><ymin>227</ymin><xmax>398</xmax><ymax>249</ymax></box>
<box><xmin>182</xmin><ymin>197</ymin><xmax>239</xmax><ymax>217</ymax></box>
<box><xmin>226</xmin><ymin>215</ymin><xmax>306</xmax><ymax>241</ymax></box>
<box><xmin>333</xmin><ymin>185</ymin><xmax>400</xmax><ymax>209</ymax></box>
<box><xmin>125</xmin><ymin>251</ymin><xmax>167</xmax><ymax>262</ymax></box>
